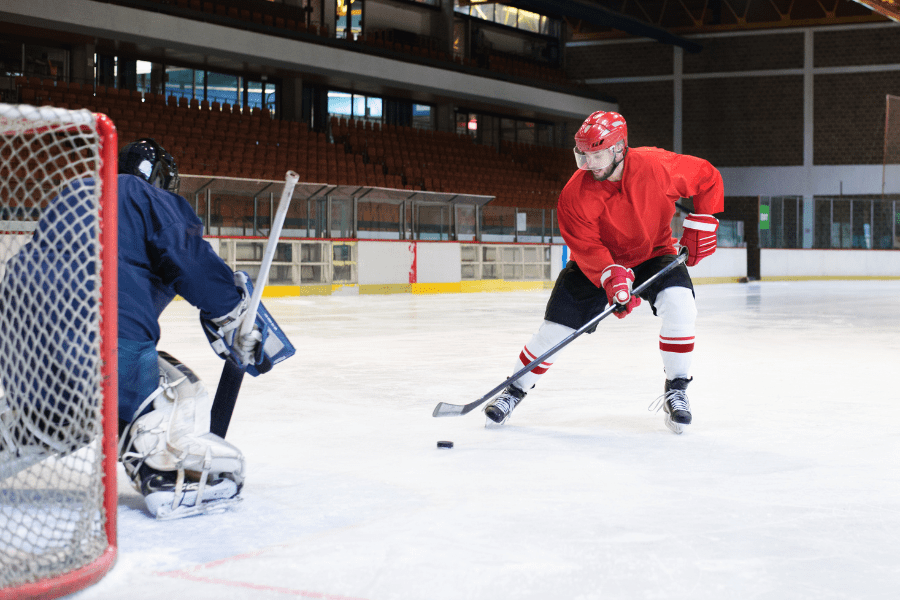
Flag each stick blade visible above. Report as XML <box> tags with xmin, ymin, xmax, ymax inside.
<box><xmin>432</xmin><ymin>402</ymin><xmax>465</xmax><ymax>417</ymax></box>
<box><xmin>432</xmin><ymin>398</ymin><xmax>486</xmax><ymax>417</ymax></box>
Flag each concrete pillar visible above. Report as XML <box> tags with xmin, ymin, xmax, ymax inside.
<box><xmin>151</xmin><ymin>63</ymin><xmax>166</xmax><ymax>96</ymax></box>
<box><xmin>280</xmin><ymin>76</ymin><xmax>304</xmax><ymax>122</ymax></box>
<box><xmin>673</xmin><ymin>46</ymin><xmax>683</xmax><ymax>154</ymax></box>
<box><xmin>96</xmin><ymin>54</ymin><xmax>114</xmax><ymax>89</ymax></box>
<box><xmin>281</xmin><ymin>0</ymin><xmax>312</xmax><ymax>27</ymax></box>
<box><xmin>476</xmin><ymin>113</ymin><xmax>499</xmax><ymax>150</ymax></box>
<box><xmin>435</xmin><ymin>102</ymin><xmax>455</xmax><ymax>134</ymax></box>
<box><xmin>320</xmin><ymin>0</ymin><xmax>334</xmax><ymax>37</ymax></box>
<box><xmin>804</xmin><ymin>29</ymin><xmax>814</xmax><ymax>168</ymax></box>
<box><xmin>431</xmin><ymin>0</ymin><xmax>455</xmax><ymax>54</ymax></box>
<box><xmin>70</xmin><ymin>44</ymin><xmax>94</xmax><ymax>88</ymax></box>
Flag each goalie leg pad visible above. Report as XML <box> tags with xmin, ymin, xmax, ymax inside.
<box><xmin>119</xmin><ymin>352</ymin><xmax>245</xmax><ymax>519</ymax></box>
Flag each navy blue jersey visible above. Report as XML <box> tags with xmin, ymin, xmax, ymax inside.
<box><xmin>0</xmin><ymin>177</ymin><xmax>99</xmax><ymax>413</ymax></box>
<box><xmin>117</xmin><ymin>174</ymin><xmax>241</xmax><ymax>343</ymax></box>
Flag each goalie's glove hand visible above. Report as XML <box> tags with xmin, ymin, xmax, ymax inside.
<box><xmin>679</xmin><ymin>213</ymin><xmax>719</xmax><ymax>267</ymax></box>
<box><xmin>208</xmin><ymin>300</ymin><xmax>263</xmax><ymax>367</ymax></box>
<box><xmin>201</xmin><ymin>271</ymin><xmax>267</xmax><ymax>369</ymax></box>
<box><xmin>600</xmin><ymin>264</ymin><xmax>641</xmax><ymax>319</ymax></box>
<box><xmin>201</xmin><ymin>271</ymin><xmax>295</xmax><ymax>376</ymax></box>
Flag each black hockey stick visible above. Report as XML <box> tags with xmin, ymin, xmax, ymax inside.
<box><xmin>210</xmin><ymin>357</ymin><xmax>245</xmax><ymax>438</ymax></box>
<box><xmin>432</xmin><ymin>246</ymin><xmax>690</xmax><ymax>418</ymax></box>
<box><xmin>210</xmin><ymin>171</ymin><xmax>299</xmax><ymax>438</ymax></box>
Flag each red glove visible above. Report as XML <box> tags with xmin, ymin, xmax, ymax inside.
<box><xmin>680</xmin><ymin>213</ymin><xmax>719</xmax><ymax>267</ymax></box>
<box><xmin>600</xmin><ymin>264</ymin><xmax>641</xmax><ymax>319</ymax></box>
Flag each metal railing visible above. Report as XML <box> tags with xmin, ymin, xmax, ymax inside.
<box><xmin>759</xmin><ymin>195</ymin><xmax>900</xmax><ymax>250</ymax></box>
<box><xmin>181</xmin><ymin>174</ymin><xmax>563</xmax><ymax>243</ymax></box>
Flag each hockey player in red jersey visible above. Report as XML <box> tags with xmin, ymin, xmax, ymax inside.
<box><xmin>483</xmin><ymin>111</ymin><xmax>724</xmax><ymax>433</ymax></box>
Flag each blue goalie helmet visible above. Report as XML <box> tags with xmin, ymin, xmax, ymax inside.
<box><xmin>119</xmin><ymin>137</ymin><xmax>180</xmax><ymax>194</ymax></box>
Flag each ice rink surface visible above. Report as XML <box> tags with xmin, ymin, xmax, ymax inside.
<box><xmin>71</xmin><ymin>280</ymin><xmax>900</xmax><ymax>600</ymax></box>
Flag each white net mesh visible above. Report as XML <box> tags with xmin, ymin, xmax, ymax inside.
<box><xmin>0</xmin><ymin>104</ymin><xmax>110</xmax><ymax>590</ymax></box>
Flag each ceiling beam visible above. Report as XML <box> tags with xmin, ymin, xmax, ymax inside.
<box><xmin>501</xmin><ymin>0</ymin><xmax>704</xmax><ymax>52</ymax></box>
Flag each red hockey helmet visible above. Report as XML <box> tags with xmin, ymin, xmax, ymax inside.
<box><xmin>574</xmin><ymin>111</ymin><xmax>627</xmax><ymax>153</ymax></box>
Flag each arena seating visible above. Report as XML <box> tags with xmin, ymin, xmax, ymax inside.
<box><xmin>13</xmin><ymin>78</ymin><xmax>572</xmax><ymax>209</ymax></box>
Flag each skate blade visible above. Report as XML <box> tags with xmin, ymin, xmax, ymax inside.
<box><xmin>145</xmin><ymin>479</ymin><xmax>242</xmax><ymax>520</ymax></box>
<box><xmin>664</xmin><ymin>418</ymin><xmax>686</xmax><ymax>435</ymax></box>
<box><xmin>484</xmin><ymin>415</ymin><xmax>510</xmax><ymax>428</ymax></box>
<box><xmin>153</xmin><ymin>497</ymin><xmax>242</xmax><ymax>520</ymax></box>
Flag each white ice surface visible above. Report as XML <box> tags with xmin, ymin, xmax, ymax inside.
<box><xmin>69</xmin><ymin>280</ymin><xmax>900</xmax><ymax>600</ymax></box>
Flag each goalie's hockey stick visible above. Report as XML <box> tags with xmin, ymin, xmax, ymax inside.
<box><xmin>432</xmin><ymin>246</ymin><xmax>690</xmax><ymax>418</ymax></box>
<box><xmin>210</xmin><ymin>171</ymin><xmax>300</xmax><ymax>438</ymax></box>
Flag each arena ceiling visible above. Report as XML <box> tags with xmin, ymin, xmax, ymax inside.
<box><xmin>499</xmin><ymin>0</ymin><xmax>890</xmax><ymax>50</ymax></box>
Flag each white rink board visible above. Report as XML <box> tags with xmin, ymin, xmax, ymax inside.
<box><xmin>357</xmin><ymin>240</ymin><xmax>414</xmax><ymax>285</ymax></box>
<box><xmin>414</xmin><ymin>241</ymin><xmax>461</xmax><ymax>283</ymax></box>
<box><xmin>70</xmin><ymin>280</ymin><xmax>900</xmax><ymax>600</ymax></box>
<box><xmin>761</xmin><ymin>248</ymin><xmax>900</xmax><ymax>278</ymax></box>
<box><xmin>687</xmin><ymin>246</ymin><xmax>747</xmax><ymax>279</ymax></box>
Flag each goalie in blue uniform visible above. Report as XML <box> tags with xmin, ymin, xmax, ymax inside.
<box><xmin>113</xmin><ymin>138</ymin><xmax>294</xmax><ymax>519</ymax></box>
<box><xmin>0</xmin><ymin>177</ymin><xmax>101</xmax><ymax>480</ymax></box>
<box><xmin>1</xmin><ymin>137</ymin><xmax>293</xmax><ymax>518</ymax></box>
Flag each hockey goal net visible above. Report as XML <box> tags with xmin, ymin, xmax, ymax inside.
<box><xmin>0</xmin><ymin>104</ymin><xmax>118</xmax><ymax>599</ymax></box>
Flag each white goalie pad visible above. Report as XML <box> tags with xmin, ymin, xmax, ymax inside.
<box><xmin>119</xmin><ymin>352</ymin><xmax>245</xmax><ymax>519</ymax></box>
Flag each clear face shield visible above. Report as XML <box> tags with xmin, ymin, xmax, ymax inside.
<box><xmin>573</xmin><ymin>145</ymin><xmax>617</xmax><ymax>171</ymax></box>
<box><xmin>149</xmin><ymin>162</ymin><xmax>180</xmax><ymax>195</ymax></box>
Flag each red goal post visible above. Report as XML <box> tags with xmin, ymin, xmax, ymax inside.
<box><xmin>0</xmin><ymin>104</ymin><xmax>118</xmax><ymax>599</ymax></box>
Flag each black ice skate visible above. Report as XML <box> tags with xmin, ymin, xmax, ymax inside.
<box><xmin>484</xmin><ymin>385</ymin><xmax>526</xmax><ymax>426</ymax></box>
<box><xmin>649</xmin><ymin>377</ymin><xmax>693</xmax><ymax>434</ymax></box>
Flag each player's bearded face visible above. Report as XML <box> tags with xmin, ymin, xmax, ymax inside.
<box><xmin>574</xmin><ymin>144</ymin><xmax>622</xmax><ymax>181</ymax></box>
<box><xmin>589</xmin><ymin>160</ymin><xmax>619</xmax><ymax>181</ymax></box>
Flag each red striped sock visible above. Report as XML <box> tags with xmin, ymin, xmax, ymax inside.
<box><xmin>659</xmin><ymin>335</ymin><xmax>694</xmax><ymax>353</ymax></box>
<box><xmin>519</xmin><ymin>345</ymin><xmax>553</xmax><ymax>374</ymax></box>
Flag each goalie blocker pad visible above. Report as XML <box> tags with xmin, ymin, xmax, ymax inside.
<box><xmin>201</xmin><ymin>271</ymin><xmax>295</xmax><ymax>377</ymax></box>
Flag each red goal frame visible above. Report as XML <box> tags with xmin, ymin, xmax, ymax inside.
<box><xmin>0</xmin><ymin>110</ymin><xmax>118</xmax><ymax>600</ymax></box>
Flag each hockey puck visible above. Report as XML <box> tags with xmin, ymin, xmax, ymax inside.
<box><xmin>437</xmin><ymin>440</ymin><xmax>454</xmax><ymax>449</ymax></box>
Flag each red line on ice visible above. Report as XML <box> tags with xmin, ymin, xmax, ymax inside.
<box><xmin>154</xmin><ymin>547</ymin><xmax>370</xmax><ymax>600</ymax></box>
<box><xmin>156</xmin><ymin>571</ymin><xmax>370</xmax><ymax>600</ymax></box>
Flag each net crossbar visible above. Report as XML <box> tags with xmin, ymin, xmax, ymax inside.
<box><xmin>0</xmin><ymin>103</ymin><xmax>117</xmax><ymax>599</ymax></box>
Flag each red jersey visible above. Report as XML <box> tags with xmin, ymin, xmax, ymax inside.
<box><xmin>557</xmin><ymin>146</ymin><xmax>724</xmax><ymax>287</ymax></box>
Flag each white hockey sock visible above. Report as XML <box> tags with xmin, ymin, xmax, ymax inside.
<box><xmin>654</xmin><ymin>287</ymin><xmax>697</xmax><ymax>380</ymax></box>
<box><xmin>511</xmin><ymin>320</ymin><xmax>574</xmax><ymax>391</ymax></box>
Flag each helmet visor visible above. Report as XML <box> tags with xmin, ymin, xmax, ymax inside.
<box><xmin>574</xmin><ymin>146</ymin><xmax>616</xmax><ymax>171</ymax></box>
<box><xmin>167</xmin><ymin>173</ymin><xmax>181</xmax><ymax>195</ymax></box>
